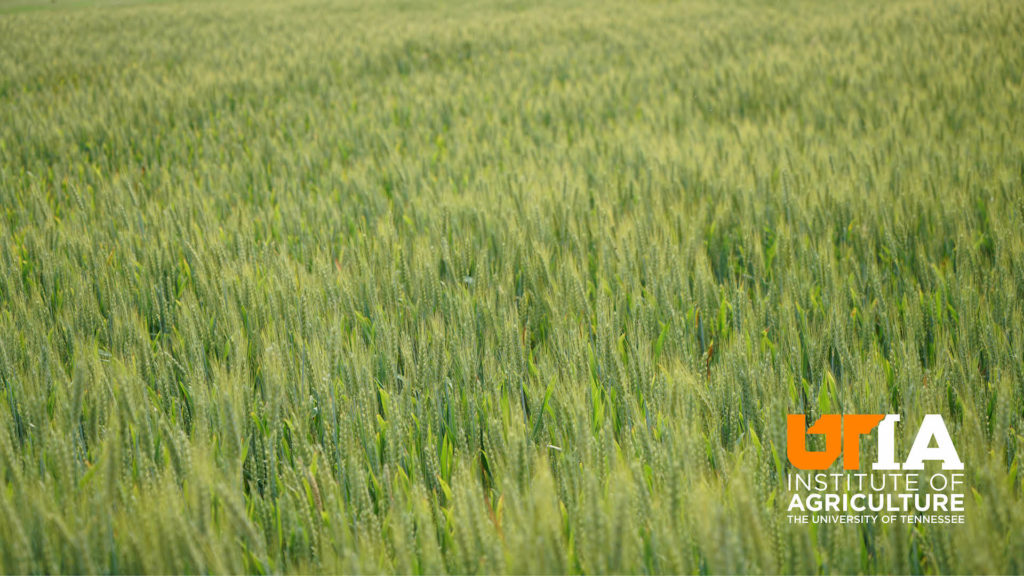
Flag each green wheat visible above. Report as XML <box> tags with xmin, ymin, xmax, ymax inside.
<box><xmin>0</xmin><ymin>0</ymin><xmax>1022</xmax><ymax>573</ymax></box>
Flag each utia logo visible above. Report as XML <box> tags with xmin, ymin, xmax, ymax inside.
<box><xmin>787</xmin><ymin>414</ymin><xmax>963</xmax><ymax>470</ymax></box>
<box><xmin>784</xmin><ymin>414</ymin><xmax>967</xmax><ymax>526</ymax></box>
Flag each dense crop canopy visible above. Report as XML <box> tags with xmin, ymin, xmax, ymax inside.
<box><xmin>0</xmin><ymin>0</ymin><xmax>1023</xmax><ymax>573</ymax></box>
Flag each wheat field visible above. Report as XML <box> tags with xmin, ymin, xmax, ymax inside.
<box><xmin>1</xmin><ymin>0</ymin><xmax>1023</xmax><ymax>573</ymax></box>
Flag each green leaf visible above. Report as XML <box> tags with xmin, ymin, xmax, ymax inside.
<box><xmin>653</xmin><ymin>321</ymin><xmax>669</xmax><ymax>363</ymax></box>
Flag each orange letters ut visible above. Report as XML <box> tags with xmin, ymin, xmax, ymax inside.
<box><xmin>787</xmin><ymin>414</ymin><xmax>885</xmax><ymax>470</ymax></box>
